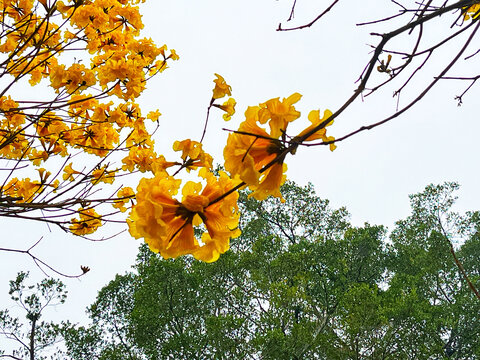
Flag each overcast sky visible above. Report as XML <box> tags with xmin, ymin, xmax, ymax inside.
<box><xmin>1</xmin><ymin>0</ymin><xmax>479</xmax><ymax>347</ymax></box>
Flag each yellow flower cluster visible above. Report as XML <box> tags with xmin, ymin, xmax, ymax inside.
<box><xmin>223</xmin><ymin>93</ymin><xmax>301</xmax><ymax>201</ymax></box>
<box><xmin>0</xmin><ymin>0</ymin><xmax>178</xmax><ymax>237</ymax></box>
<box><xmin>223</xmin><ymin>93</ymin><xmax>335</xmax><ymax>202</ymax></box>
<box><xmin>125</xmin><ymin>75</ymin><xmax>243</xmax><ymax>262</ymax></box>
<box><xmin>128</xmin><ymin>168</ymin><xmax>240</xmax><ymax>263</ymax></box>
<box><xmin>3</xmin><ymin>169</ymin><xmax>59</xmax><ymax>203</ymax></box>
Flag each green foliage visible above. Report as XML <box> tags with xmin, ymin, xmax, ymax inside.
<box><xmin>62</xmin><ymin>181</ymin><xmax>480</xmax><ymax>359</ymax></box>
<box><xmin>61</xmin><ymin>273</ymin><xmax>142</xmax><ymax>360</ymax></box>
<box><xmin>385</xmin><ymin>182</ymin><xmax>480</xmax><ymax>359</ymax></box>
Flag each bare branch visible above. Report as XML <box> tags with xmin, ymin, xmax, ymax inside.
<box><xmin>0</xmin><ymin>238</ymin><xmax>89</xmax><ymax>278</ymax></box>
<box><xmin>277</xmin><ymin>0</ymin><xmax>340</xmax><ymax>31</ymax></box>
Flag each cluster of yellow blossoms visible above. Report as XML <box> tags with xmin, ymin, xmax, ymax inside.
<box><xmin>0</xmin><ymin>0</ymin><xmax>177</xmax><ymax>236</ymax></box>
<box><xmin>3</xmin><ymin>169</ymin><xmax>59</xmax><ymax>204</ymax></box>
<box><xmin>224</xmin><ymin>93</ymin><xmax>335</xmax><ymax>202</ymax></box>
<box><xmin>128</xmin><ymin>168</ymin><xmax>240</xmax><ymax>262</ymax></box>
<box><xmin>70</xmin><ymin>207</ymin><xmax>102</xmax><ymax>236</ymax></box>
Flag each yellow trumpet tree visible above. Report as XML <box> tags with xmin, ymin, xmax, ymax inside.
<box><xmin>1</xmin><ymin>0</ymin><xmax>480</xmax><ymax>271</ymax></box>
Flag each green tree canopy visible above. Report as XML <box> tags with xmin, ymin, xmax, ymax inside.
<box><xmin>61</xmin><ymin>181</ymin><xmax>480</xmax><ymax>359</ymax></box>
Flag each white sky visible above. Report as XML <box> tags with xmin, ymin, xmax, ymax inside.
<box><xmin>1</xmin><ymin>0</ymin><xmax>480</xmax><ymax>350</ymax></box>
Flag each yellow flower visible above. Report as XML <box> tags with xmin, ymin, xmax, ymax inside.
<box><xmin>127</xmin><ymin>169</ymin><xmax>240</xmax><ymax>262</ymax></box>
<box><xmin>112</xmin><ymin>187</ymin><xmax>135</xmax><ymax>212</ymax></box>
<box><xmin>212</xmin><ymin>73</ymin><xmax>232</xmax><ymax>99</ymax></box>
<box><xmin>172</xmin><ymin>139</ymin><xmax>213</xmax><ymax>172</ymax></box>
<box><xmin>250</xmin><ymin>162</ymin><xmax>287</xmax><ymax>201</ymax></box>
<box><xmin>36</xmin><ymin>112</ymin><xmax>68</xmax><ymax>138</ymax></box>
<box><xmin>224</xmin><ymin>115</ymin><xmax>277</xmax><ymax>186</ymax></box>
<box><xmin>29</xmin><ymin>149</ymin><xmax>48</xmax><ymax>166</ymax></box>
<box><xmin>173</xmin><ymin>139</ymin><xmax>202</xmax><ymax>160</ymax></box>
<box><xmin>151</xmin><ymin>154</ymin><xmax>177</xmax><ymax>175</ymax></box>
<box><xmin>73</xmin><ymin>122</ymin><xmax>120</xmax><ymax>157</ymax></box>
<box><xmin>37</xmin><ymin>168</ymin><xmax>51</xmax><ymax>183</ymax></box>
<box><xmin>49</xmin><ymin>63</ymin><xmax>96</xmax><ymax>94</ymax></box>
<box><xmin>0</xmin><ymin>35</ymin><xmax>17</xmax><ymax>53</ymax></box>
<box><xmin>70</xmin><ymin>208</ymin><xmax>102</xmax><ymax>236</ymax></box>
<box><xmin>0</xmin><ymin>96</ymin><xmax>25</xmax><ymax>128</ymax></box>
<box><xmin>169</xmin><ymin>49</ymin><xmax>179</xmax><ymax>60</ymax></box>
<box><xmin>51</xmin><ymin>179</ymin><xmax>60</xmax><ymax>191</ymax></box>
<box><xmin>214</xmin><ymin>97</ymin><xmax>236</xmax><ymax>121</ymax></box>
<box><xmin>122</xmin><ymin>147</ymin><xmax>157</xmax><ymax>173</ymax></box>
<box><xmin>67</xmin><ymin>95</ymin><xmax>99</xmax><ymax>120</ymax></box>
<box><xmin>258</xmin><ymin>93</ymin><xmax>302</xmax><ymax>138</ymax></box>
<box><xmin>91</xmin><ymin>166</ymin><xmax>117</xmax><ymax>185</ymax></box>
<box><xmin>147</xmin><ymin>110</ymin><xmax>161</xmax><ymax>121</ymax></box>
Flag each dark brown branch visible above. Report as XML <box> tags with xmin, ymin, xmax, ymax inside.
<box><xmin>288</xmin><ymin>1</ymin><xmax>480</xmax><ymax>149</ymax></box>
<box><xmin>277</xmin><ymin>0</ymin><xmax>340</xmax><ymax>31</ymax></box>
<box><xmin>0</xmin><ymin>238</ymin><xmax>89</xmax><ymax>278</ymax></box>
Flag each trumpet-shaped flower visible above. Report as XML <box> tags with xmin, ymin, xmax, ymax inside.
<box><xmin>127</xmin><ymin>169</ymin><xmax>240</xmax><ymax>262</ymax></box>
<box><xmin>259</xmin><ymin>93</ymin><xmax>302</xmax><ymax>138</ymax></box>
<box><xmin>172</xmin><ymin>139</ymin><xmax>213</xmax><ymax>171</ymax></box>
<box><xmin>151</xmin><ymin>154</ymin><xmax>177</xmax><ymax>175</ymax></box>
<box><xmin>112</xmin><ymin>187</ymin><xmax>135</xmax><ymax>212</ymax></box>
<box><xmin>63</xmin><ymin>162</ymin><xmax>81</xmax><ymax>181</ymax></box>
<box><xmin>212</xmin><ymin>73</ymin><xmax>232</xmax><ymax>99</ymax></box>
<box><xmin>214</xmin><ymin>97</ymin><xmax>236</xmax><ymax>121</ymax></box>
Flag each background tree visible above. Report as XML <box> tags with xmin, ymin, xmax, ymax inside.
<box><xmin>60</xmin><ymin>273</ymin><xmax>142</xmax><ymax>360</ymax></box>
<box><xmin>0</xmin><ymin>271</ymin><xmax>66</xmax><ymax>360</ymax></box>
<box><xmin>385</xmin><ymin>183</ymin><xmax>480</xmax><ymax>358</ymax></box>
<box><xmin>62</xmin><ymin>181</ymin><xmax>480</xmax><ymax>359</ymax></box>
